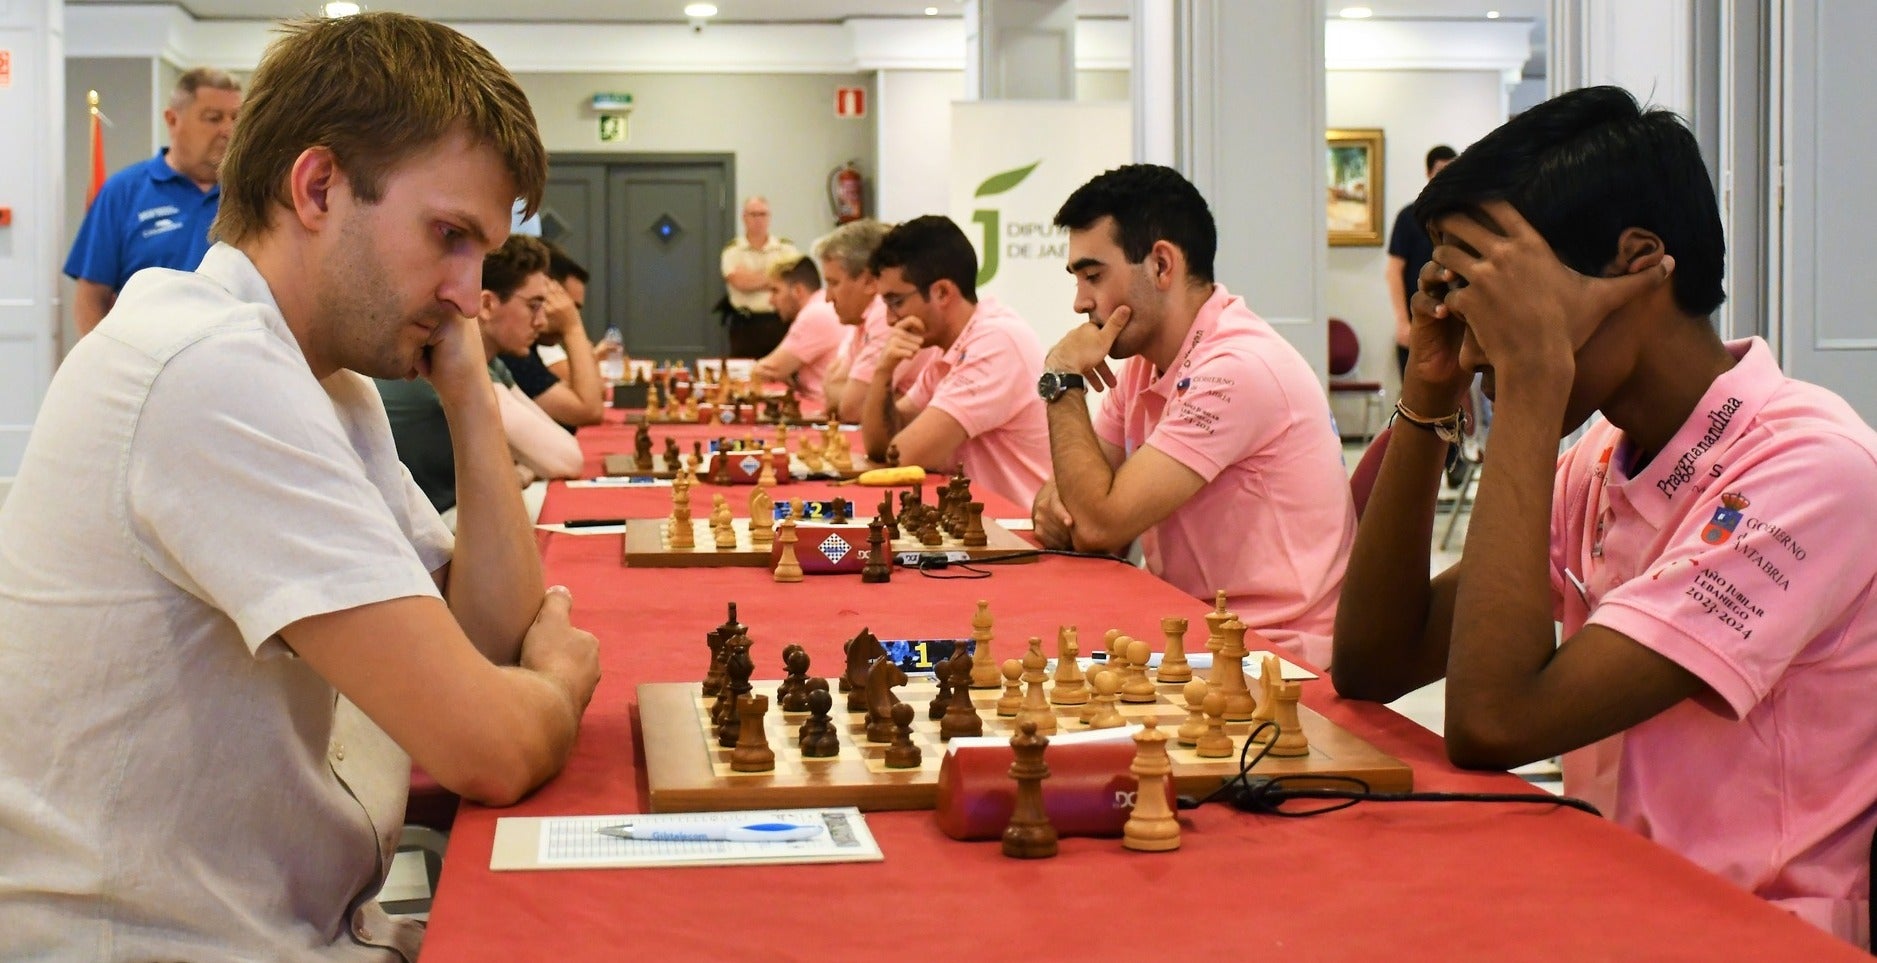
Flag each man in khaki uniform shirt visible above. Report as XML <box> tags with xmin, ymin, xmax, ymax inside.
<box><xmin>719</xmin><ymin>195</ymin><xmax>800</xmax><ymax>357</ymax></box>
<box><xmin>0</xmin><ymin>14</ymin><xmax>598</xmax><ymax>961</ymax></box>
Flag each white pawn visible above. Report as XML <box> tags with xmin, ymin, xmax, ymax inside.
<box><xmin>1177</xmin><ymin>679</ymin><xmax>1209</xmax><ymax>747</ymax></box>
<box><xmin>1087</xmin><ymin>670</ymin><xmax>1125</xmax><ymax>729</ymax></box>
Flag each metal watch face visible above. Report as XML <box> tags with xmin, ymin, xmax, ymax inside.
<box><xmin>1037</xmin><ymin>372</ymin><xmax>1063</xmax><ymax>402</ymax></box>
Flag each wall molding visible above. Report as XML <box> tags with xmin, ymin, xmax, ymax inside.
<box><xmin>65</xmin><ymin>5</ymin><xmax>1132</xmax><ymax>73</ymax></box>
<box><xmin>1326</xmin><ymin>18</ymin><xmax>1535</xmax><ymax>75</ymax></box>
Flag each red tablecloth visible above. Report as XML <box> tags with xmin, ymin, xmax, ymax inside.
<box><xmin>417</xmin><ymin>433</ymin><xmax>1863</xmax><ymax>962</ymax></box>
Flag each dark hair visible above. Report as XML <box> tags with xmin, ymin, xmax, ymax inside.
<box><xmin>482</xmin><ymin>234</ymin><xmax>549</xmax><ymax>301</ymax></box>
<box><xmin>1413</xmin><ymin>86</ymin><xmax>1725</xmax><ymax>317</ymax></box>
<box><xmin>1052</xmin><ymin>164</ymin><xmax>1216</xmax><ymax>285</ymax></box>
<box><xmin>1425</xmin><ymin>145</ymin><xmax>1457</xmax><ymax>174</ymax></box>
<box><xmin>543</xmin><ymin>240</ymin><xmax>589</xmax><ymax>285</ymax></box>
<box><xmin>773</xmin><ymin>255</ymin><xmax>821</xmax><ymax>291</ymax></box>
<box><xmin>869</xmin><ymin>215</ymin><xmax>979</xmax><ymax>302</ymax></box>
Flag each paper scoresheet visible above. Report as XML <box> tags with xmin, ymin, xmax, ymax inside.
<box><xmin>490</xmin><ymin>807</ymin><xmax>883</xmax><ymax>871</ymax></box>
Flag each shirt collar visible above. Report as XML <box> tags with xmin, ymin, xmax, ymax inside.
<box><xmin>1146</xmin><ymin>283</ymin><xmax>1231</xmax><ymax>399</ymax></box>
<box><xmin>1615</xmin><ymin>337</ymin><xmax>1780</xmax><ymax>526</ymax></box>
<box><xmin>938</xmin><ymin>296</ymin><xmax>1003</xmax><ymax>366</ymax></box>
<box><xmin>195</xmin><ymin>242</ymin><xmax>307</xmax><ymax>367</ymax></box>
<box><xmin>148</xmin><ymin>148</ymin><xmax>219</xmax><ymax>197</ymax></box>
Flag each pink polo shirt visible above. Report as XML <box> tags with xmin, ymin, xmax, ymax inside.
<box><xmin>1092</xmin><ymin>285</ymin><xmax>1353</xmax><ymax>666</ymax></box>
<box><xmin>776</xmin><ymin>290</ymin><xmax>845</xmax><ymax>409</ymax></box>
<box><xmin>848</xmin><ymin>296</ymin><xmax>933</xmax><ymax>394</ymax></box>
<box><xmin>1549</xmin><ymin>337</ymin><xmax>1877</xmax><ymax>945</ymax></box>
<box><xmin>902</xmin><ymin>296</ymin><xmax>1051</xmax><ymax>507</ymax></box>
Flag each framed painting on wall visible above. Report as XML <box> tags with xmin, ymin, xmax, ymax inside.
<box><xmin>1327</xmin><ymin>128</ymin><xmax>1385</xmax><ymax>246</ymax></box>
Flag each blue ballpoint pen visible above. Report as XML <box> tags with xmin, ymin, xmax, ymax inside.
<box><xmin>597</xmin><ymin>821</ymin><xmax>823</xmax><ymax>842</ymax></box>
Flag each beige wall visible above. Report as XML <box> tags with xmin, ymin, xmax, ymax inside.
<box><xmin>516</xmin><ymin>72</ymin><xmax>877</xmax><ymax>249</ymax></box>
<box><xmin>875</xmin><ymin>68</ymin><xmax>1129</xmax><ymax>224</ymax></box>
<box><xmin>1325</xmin><ymin>69</ymin><xmax>1507</xmax><ymax>408</ymax></box>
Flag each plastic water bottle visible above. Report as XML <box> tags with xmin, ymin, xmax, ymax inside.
<box><xmin>599</xmin><ymin>326</ymin><xmax>626</xmax><ymax>382</ymax></box>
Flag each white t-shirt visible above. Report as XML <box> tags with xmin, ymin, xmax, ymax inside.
<box><xmin>0</xmin><ymin>243</ymin><xmax>451</xmax><ymax>961</ymax></box>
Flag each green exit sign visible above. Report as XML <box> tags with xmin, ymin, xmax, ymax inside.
<box><xmin>590</xmin><ymin>92</ymin><xmax>634</xmax><ymax>112</ymax></box>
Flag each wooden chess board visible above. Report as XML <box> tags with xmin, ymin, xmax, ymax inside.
<box><xmin>640</xmin><ymin>677</ymin><xmax>1413</xmax><ymax>813</ymax></box>
<box><xmin>601</xmin><ymin>452</ymin><xmax>867</xmax><ymax>481</ymax></box>
<box><xmin>631</xmin><ymin>412</ymin><xmax>824</xmax><ymax>427</ymax></box>
<box><xmin>622</xmin><ymin>517</ymin><xmax>1037</xmax><ymax>568</ymax></box>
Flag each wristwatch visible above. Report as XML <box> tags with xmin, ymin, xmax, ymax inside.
<box><xmin>1036</xmin><ymin>371</ymin><xmax>1088</xmax><ymax>403</ymax></box>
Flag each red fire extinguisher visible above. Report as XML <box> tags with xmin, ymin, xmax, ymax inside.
<box><xmin>828</xmin><ymin>161</ymin><xmax>865</xmax><ymax>225</ymax></box>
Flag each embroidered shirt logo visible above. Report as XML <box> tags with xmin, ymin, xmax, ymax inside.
<box><xmin>1700</xmin><ymin>491</ymin><xmax>1750</xmax><ymax>545</ymax></box>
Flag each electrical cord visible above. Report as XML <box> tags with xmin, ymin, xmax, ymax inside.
<box><xmin>909</xmin><ymin>547</ymin><xmax>1136</xmax><ymax>579</ymax></box>
<box><xmin>1176</xmin><ymin>719</ymin><xmax>1601</xmax><ymax>819</ymax></box>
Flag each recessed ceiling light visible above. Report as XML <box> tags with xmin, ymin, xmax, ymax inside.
<box><xmin>322</xmin><ymin>1</ymin><xmax>360</xmax><ymax>16</ymax></box>
<box><xmin>925</xmin><ymin>5</ymin><xmax>938</xmax><ymax>13</ymax></box>
<box><xmin>1340</xmin><ymin>6</ymin><xmax>1374</xmax><ymax>18</ymax></box>
<box><xmin>683</xmin><ymin>2</ymin><xmax>717</xmax><ymax>17</ymax></box>
<box><xmin>1486</xmin><ymin>10</ymin><xmax>1502</xmax><ymax>18</ymax></box>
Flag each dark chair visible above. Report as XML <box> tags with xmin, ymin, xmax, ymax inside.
<box><xmin>388</xmin><ymin>765</ymin><xmax>456</xmax><ymax>917</ymax></box>
<box><xmin>1328</xmin><ymin>318</ymin><xmax>1387</xmax><ymax>443</ymax></box>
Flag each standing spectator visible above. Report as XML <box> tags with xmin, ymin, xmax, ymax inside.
<box><xmin>718</xmin><ymin>196</ymin><xmax>800</xmax><ymax>357</ymax></box>
<box><xmin>64</xmin><ymin>68</ymin><xmax>243</xmax><ymax>336</ymax></box>
<box><xmin>1383</xmin><ymin>145</ymin><xmax>1457</xmax><ymax>376</ymax></box>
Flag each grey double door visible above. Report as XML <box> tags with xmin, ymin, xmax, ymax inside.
<box><xmin>539</xmin><ymin>155</ymin><xmax>733</xmax><ymax>360</ymax></box>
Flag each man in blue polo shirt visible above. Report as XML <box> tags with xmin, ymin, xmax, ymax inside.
<box><xmin>64</xmin><ymin>67</ymin><xmax>242</xmax><ymax>336</ymax></box>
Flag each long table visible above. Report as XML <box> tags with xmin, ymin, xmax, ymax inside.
<box><xmin>417</xmin><ymin>419</ymin><xmax>1863</xmax><ymax>961</ymax></box>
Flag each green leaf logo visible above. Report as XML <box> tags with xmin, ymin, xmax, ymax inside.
<box><xmin>974</xmin><ymin>161</ymin><xmax>1041</xmax><ymax>199</ymax></box>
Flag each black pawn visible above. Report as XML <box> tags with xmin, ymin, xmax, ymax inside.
<box><xmin>883</xmin><ymin>702</ymin><xmax>921</xmax><ymax>769</ymax></box>
<box><xmin>802</xmin><ymin>687</ymin><xmax>840</xmax><ymax>758</ymax></box>
<box><xmin>929</xmin><ymin>652</ymin><xmax>954</xmax><ymax>720</ymax></box>
<box><xmin>780</xmin><ymin>648</ymin><xmax>812</xmax><ymax>713</ymax></box>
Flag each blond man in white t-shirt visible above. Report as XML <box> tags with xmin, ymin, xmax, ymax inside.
<box><xmin>0</xmin><ymin>14</ymin><xmax>597</xmax><ymax>961</ymax></box>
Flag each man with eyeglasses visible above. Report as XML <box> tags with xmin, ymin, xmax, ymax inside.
<box><xmin>859</xmin><ymin>215</ymin><xmax>1050</xmax><ymax>508</ymax></box>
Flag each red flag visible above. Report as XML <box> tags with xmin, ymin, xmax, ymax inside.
<box><xmin>86</xmin><ymin>91</ymin><xmax>106</xmax><ymax>209</ymax></box>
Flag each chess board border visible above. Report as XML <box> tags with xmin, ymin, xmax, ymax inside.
<box><xmin>630</xmin><ymin>413</ymin><xmax>825</xmax><ymax>428</ymax></box>
<box><xmin>622</xmin><ymin>517</ymin><xmax>1037</xmax><ymax>568</ymax></box>
<box><xmin>639</xmin><ymin>680</ymin><xmax>1413</xmax><ymax>814</ymax></box>
<box><xmin>602</xmin><ymin>452</ymin><xmax>868</xmax><ymax>481</ymax></box>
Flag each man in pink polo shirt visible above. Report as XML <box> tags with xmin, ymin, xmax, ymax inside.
<box><xmin>860</xmin><ymin>215</ymin><xmax>1050</xmax><ymax>508</ymax></box>
<box><xmin>814</xmin><ymin>218</ymin><xmax>934</xmax><ymax>423</ymax></box>
<box><xmin>1037</xmin><ymin>165</ymin><xmax>1354</xmax><ymax>665</ymax></box>
<box><xmin>750</xmin><ymin>256</ymin><xmax>845</xmax><ymax>411</ymax></box>
<box><xmin>1332</xmin><ymin>86</ymin><xmax>1877</xmax><ymax>947</ymax></box>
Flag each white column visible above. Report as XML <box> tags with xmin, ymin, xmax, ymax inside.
<box><xmin>1131</xmin><ymin>0</ymin><xmax>1176</xmax><ymax>165</ymax></box>
<box><xmin>967</xmin><ymin>0</ymin><xmax>1076</xmax><ymax>101</ymax></box>
<box><xmin>1549</xmin><ymin>0</ymin><xmax>1696</xmax><ymax>117</ymax></box>
<box><xmin>0</xmin><ymin>0</ymin><xmax>64</xmax><ymax>478</ymax></box>
<box><xmin>1174</xmin><ymin>0</ymin><xmax>1327</xmax><ymax>376</ymax></box>
<box><xmin>874</xmin><ymin>69</ymin><xmax>965</xmax><ymax>223</ymax></box>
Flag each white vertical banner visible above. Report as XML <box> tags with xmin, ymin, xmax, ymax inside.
<box><xmin>950</xmin><ymin>101</ymin><xmax>1133</xmax><ymax>353</ymax></box>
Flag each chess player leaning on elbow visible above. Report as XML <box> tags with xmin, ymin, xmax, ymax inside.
<box><xmin>1034</xmin><ymin>165</ymin><xmax>1355</xmax><ymax>667</ymax></box>
<box><xmin>859</xmin><ymin>215</ymin><xmax>1052</xmax><ymax>508</ymax></box>
<box><xmin>0</xmin><ymin>14</ymin><xmax>598</xmax><ymax>959</ymax></box>
<box><xmin>1330</xmin><ymin>86</ymin><xmax>1877</xmax><ymax>947</ymax></box>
